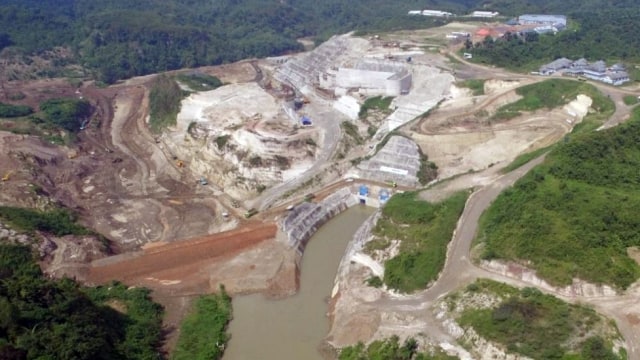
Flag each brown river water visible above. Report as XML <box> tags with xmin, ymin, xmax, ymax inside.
<box><xmin>223</xmin><ymin>206</ymin><xmax>374</xmax><ymax>360</ymax></box>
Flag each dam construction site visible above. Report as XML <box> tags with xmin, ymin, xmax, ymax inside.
<box><xmin>1</xmin><ymin>20</ymin><xmax>639</xmax><ymax>360</ymax></box>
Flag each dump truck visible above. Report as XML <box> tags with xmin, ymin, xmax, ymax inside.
<box><xmin>244</xmin><ymin>208</ymin><xmax>258</xmax><ymax>218</ymax></box>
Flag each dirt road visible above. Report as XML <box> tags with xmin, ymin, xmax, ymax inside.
<box><xmin>87</xmin><ymin>222</ymin><xmax>277</xmax><ymax>284</ymax></box>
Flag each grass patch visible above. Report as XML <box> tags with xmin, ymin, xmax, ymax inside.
<box><xmin>458</xmin><ymin>279</ymin><xmax>623</xmax><ymax>360</ymax></box>
<box><xmin>359</xmin><ymin>96</ymin><xmax>394</xmax><ymax>119</ymax></box>
<box><xmin>172</xmin><ymin>287</ymin><xmax>232</xmax><ymax>360</ymax></box>
<box><xmin>149</xmin><ymin>75</ymin><xmax>188</xmax><ymax>133</ymax></box>
<box><xmin>478</xmin><ymin>106</ymin><xmax>640</xmax><ymax>289</ymax></box>
<box><xmin>176</xmin><ymin>72</ymin><xmax>223</xmax><ymax>92</ymax></box>
<box><xmin>341</xmin><ymin>121</ymin><xmax>364</xmax><ymax>145</ymax></box>
<box><xmin>623</xmin><ymin>95</ymin><xmax>639</xmax><ymax>106</ymax></box>
<box><xmin>501</xmin><ymin>144</ymin><xmax>555</xmax><ymax>173</ymax></box>
<box><xmin>376</xmin><ymin>191</ymin><xmax>469</xmax><ymax>293</ymax></box>
<box><xmin>457</xmin><ymin>79</ymin><xmax>485</xmax><ymax>96</ymax></box>
<box><xmin>492</xmin><ymin>79</ymin><xmax>614</xmax><ymax>127</ymax></box>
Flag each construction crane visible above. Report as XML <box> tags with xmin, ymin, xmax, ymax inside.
<box><xmin>2</xmin><ymin>171</ymin><xmax>13</xmax><ymax>181</ymax></box>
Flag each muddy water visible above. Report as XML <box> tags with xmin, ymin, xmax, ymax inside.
<box><xmin>224</xmin><ymin>206</ymin><xmax>374</xmax><ymax>360</ymax></box>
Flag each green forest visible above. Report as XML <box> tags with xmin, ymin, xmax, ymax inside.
<box><xmin>4</xmin><ymin>0</ymin><xmax>638</xmax><ymax>83</ymax></box>
<box><xmin>478</xmin><ymin>106</ymin><xmax>640</xmax><ymax>289</ymax></box>
<box><xmin>0</xmin><ymin>245</ymin><xmax>164</xmax><ymax>359</ymax></box>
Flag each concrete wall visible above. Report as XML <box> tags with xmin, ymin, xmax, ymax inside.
<box><xmin>280</xmin><ymin>188</ymin><xmax>358</xmax><ymax>255</ymax></box>
<box><xmin>336</xmin><ymin>68</ymin><xmax>411</xmax><ymax>97</ymax></box>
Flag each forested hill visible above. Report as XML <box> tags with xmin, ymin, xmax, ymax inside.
<box><xmin>0</xmin><ymin>0</ymin><xmax>638</xmax><ymax>83</ymax></box>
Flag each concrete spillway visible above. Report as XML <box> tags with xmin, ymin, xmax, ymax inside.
<box><xmin>281</xmin><ymin>188</ymin><xmax>358</xmax><ymax>255</ymax></box>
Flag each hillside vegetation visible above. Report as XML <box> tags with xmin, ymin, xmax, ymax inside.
<box><xmin>454</xmin><ymin>279</ymin><xmax>624</xmax><ymax>360</ymax></box>
<box><xmin>478</xmin><ymin>106</ymin><xmax>640</xmax><ymax>289</ymax></box>
<box><xmin>0</xmin><ymin>245</ymin><xmax>163</xmax><ymax>359</ymax></box>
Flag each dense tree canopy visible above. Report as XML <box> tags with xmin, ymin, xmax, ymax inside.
<box><xmin>0</xmin><ymin>245</ymin><xmax>164</xmax><ymax>359</ymax></box>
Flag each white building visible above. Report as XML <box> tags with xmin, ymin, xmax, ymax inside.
<box><xmin>471</xmin><ymin>11</ymin><xmax>499</xmax><ymax>18</ymax></box>
<box><xmin>408</xmin><ymin>10</ymin><xmax>454</xmax><ymax>17</ymax></box>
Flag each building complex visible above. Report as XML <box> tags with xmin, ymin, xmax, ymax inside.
<box><xmin>539</xmin><ymin>58</ymin><xmax>630</xmax><ymax>86</ymax></box>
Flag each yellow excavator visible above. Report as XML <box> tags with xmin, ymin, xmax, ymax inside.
<box><xmin>2</xmin><ymin>171</ymin><xmax>13</xmax><ymax>181</ymax></box>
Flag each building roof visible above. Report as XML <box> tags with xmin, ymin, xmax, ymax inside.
<box><xmin>589</xmin><ymin>60</ymin><xmax>607</xmax><ymax>72</ymax></box>
<box><xmin>608</xmin><ymin>72</ymin><xmax>629</xmax><ymax>80</ymax></box>
<box><xmin>573</xmin><ymin>58</ymin><xmax>588</xmax><ymax>67</ymax></box>
<box><xmin>541</xmin><ymin>57</ymin><xmax>573</xmax><ymax>71</ymax></box>
<box><xmin>519</xmin><ymin>14</ymin><xmax>567</xmax><ymax>26</ymax></box>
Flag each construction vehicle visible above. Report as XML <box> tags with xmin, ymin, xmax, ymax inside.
<box><xmin>176</xmin><ymin>160</ymin><xmax>184</xmax><ymax>168</ymax></box>
<box><xmin>304</xmin><ymin>193</ymin><xmax>315</xmax><ymax>202</ymax></box>
<box><xmin>2</xmin><ymin>171</ymin><xmax>13</xmax><ymax>181</ymax></box>
<box><xmin>244</xmin><ymin>208</ymin><xmax>258</xmax><ymax>218</ymax></box>
<box><xmin>198</xmin><ymin>177</ymin><xmax>208</xmax><ymax>185</ymax></box>
<box><xmin>387</xmin><ymin>181</ymin><xmax>398</xmax><ymax>188</ymax></box>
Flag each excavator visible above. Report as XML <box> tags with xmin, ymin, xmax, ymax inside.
<box><xmin>2</xmin><ymin>171</ymin><xmax>13</xmax><ymax>181</ymax></box>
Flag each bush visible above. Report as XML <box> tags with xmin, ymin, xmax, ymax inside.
<box><xmin>0</xmin><ymin>206</ymin><xmax>91</xmax><ymax>236</ymax></box>
<box><xmin>0</xmin><ymin>102</ymin><xmax>33</xmax><ymax>118</ymax></box>
<box><xmin>40</xmin><ymin>98</ymin><xmax>92</xmax><ymax>132</ymax></box>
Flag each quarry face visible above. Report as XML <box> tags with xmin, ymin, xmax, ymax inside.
<box><xmin>163</xmin><ymin>82</ymin><xmax>319</xmax><ymax>200</ymax></box>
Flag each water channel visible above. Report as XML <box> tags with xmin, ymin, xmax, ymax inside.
<box><xmin>224</xmin><ymin>206</ymin><xmax>374</xmax><ymax>360</ymax></box>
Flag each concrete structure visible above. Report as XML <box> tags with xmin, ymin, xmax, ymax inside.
<box><xmin>281</xmin><ymin>188</ymin><xmax>358</xmax><ymax>254</ymax></box>
<box><xmin>471</xmin><ymin>11</ymin><xmax>499</xmax><ymax>18</ymax></box>
<box><xmin>519</xmin><ymin>14</ymin><xmax>567</xmax><ymax>27</ymax></box>
<box><xmin>335</xmin><ymin>59</ymin><xmax>412</xmax><ymax>97</ymax></box>
<box><xmin>408</xmin><ymin>10</ymin><xmax>454</xmax><ymax>17</ymax></box>
<box><xmin>355</xmin><ymin>136</ymin><xmax>422</xmax><ymax>188</ymax></box>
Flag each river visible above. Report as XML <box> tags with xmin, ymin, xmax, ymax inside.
<box><xmin>223</xmin><ymin>206</ymin><xmax>374</xmax><ymax>360</ymax></box>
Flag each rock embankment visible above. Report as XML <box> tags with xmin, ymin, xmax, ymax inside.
<box><xmin>280</xmin><ymin>188</ymin><xmax>357</xmax><ymax>255</ymax></box>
